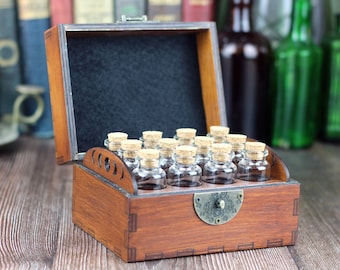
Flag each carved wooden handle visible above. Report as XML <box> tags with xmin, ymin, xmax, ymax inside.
<box><xmin>83</xmin><ymin>147</ymin><xmax>138</xmax><ymax>195</ymax></box>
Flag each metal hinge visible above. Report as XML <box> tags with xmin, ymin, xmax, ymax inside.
<box><xmin>118</xmin><ymin>15</ymin><xmax>149</xmax><ymax>23</ymax></box>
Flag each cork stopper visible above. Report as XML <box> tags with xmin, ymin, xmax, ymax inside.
<box><xmin>121</xmin><ymin>139</ymin><xmax>142</xmax><ymax>158</ymax></box>
<box><xmin>107</xmin><ymin>132</ymin><xmax>128</xmax><ymax>151</ymax></box>
<box><xmin>176</xmin><ymin>128</ymin><xmax>196</xmax><ymax>138</ymax></box>
<box><xmin>142</xmin><ymin>130</ymin><xmax>163</xmax><ymax>141</ymax></box>
<box><xmin>176</xmin><ymin>128</ymin><xmax>197</xmax><ymax>145</ymax></box>
<box><xmin>211</xmin><ymin>143</ymin><xmax>232</xmax><ymax>162</ymax></box>
<box><xmin>138</xmin><ymin>149</ymin><xmax>160</xmax><ymax>169</ymax></box>
<box><xmin>245</xmin><ymin>142</ymin><xmax>267</xmax><ymax>160</ymax></box>
<box><xmin>175</xmin><ymin>145</ymin><xmax>197</xmax><ymax>165</ymax></box>
<box><xmin>159</xmin><ymin>138</ymin><xmax>179</xmax><ymax>157</ymax></box>
<box><xmin>209</xmin><ymin>126</ymin><xmax>230</xmax><ymax>143</ymax></box>
<box><xmin>107</xmin><ymin>132</ymin><xmax>128</xmax><ymax>142</ymax></box>
<box><xmin>194</xmin><ymin>136</ymin><xmax>214</xmax><ymax>147</ymax></box>
<box><xmin>226</xmin><ymin>134</ymin><xmax>247</xmax><ymax>151</ymax></box>
<box><xmin>210</xmin><ymin>126</ymin><xmax>230</xmax><ymax>137</ymax></box>
<box><xmin>194</xmin><ymin>136</ymin><xmax>213</xmax><ymax>155</ymax></box>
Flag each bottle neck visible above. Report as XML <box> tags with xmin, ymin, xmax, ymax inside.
<box><xmin>228</xmin><ymin>0</ymin><xmax>253</xmax><ymax>32</ymax></box>
<box><xmin>289</xmin><ymin>0</ymin><xmax>313</xmax><ymax>42</ymax></box>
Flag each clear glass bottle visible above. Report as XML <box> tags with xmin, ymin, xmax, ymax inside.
<box><xmin>203</xmin><ymin>143</ymin><xmax>237</xmax><ymax>185</ymax></box>
<box><xmin>140</xmin><ymin>130</ymin><xmax>163</xmax><ymax>149</ymax></box>
<box><xmin>175</xmin><ymin>127</ymin><xmax>196</xmax><ymax>146</ymax></box>
<box><xmin>158</xmin><ymin>138</ymin><xmax>178</xmax><ymax>175</ymax></box>
<box><xmin>226</xmin><ymin>133</ymin><xmax>247</xmax><ymax>165</ymax></box>
<box><xmin>237</xmin><ymin>141</ymin><xmax>270</xmax><ymax>182</ymax></box>
<box><xmin>104</xmin><ymin>132</ymin><xmax>128</xmax><ymax>157</ymax></box>
<box><xmin>319</xmin><ymin>13</ymin><xmax>340</xmax><ymax>142</ymax></box>
<box><xmin>219</xmin><ymin>0</ymin><xmax>272</xmax><ymax>143</ymax></box>
<box><xmin>121</xmin><ymin>139</ymin><xmax>142</xmax><ymax>171</ymax></box>
<box><xmin>208</xmin><ymin>125</ymin><xmax>230</xmax><ymax>143</ymax></box>
<box><xmin>168</xmin><ymin>145</ymin><xmax>202</xmax><ymax>187</ymax></box>
<box><xmin>132</xmin><ymin>149</ymin><xmax>166</xmax><ymax>190</ymax></box>
<box><xmin>271</xmin><ymin>0</ymin><xmax>322</xmax><ymax>149</ymax></box>
<box><xmin>194</xmin><ymin>136</ymin><xmax>213</xmax><ymax>170</ymax></box>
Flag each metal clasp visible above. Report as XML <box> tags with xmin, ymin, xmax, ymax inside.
<box><xmin>193</xmin><ymin>190</ymin><xmax>244</xmax><ymax>225</ymax></box>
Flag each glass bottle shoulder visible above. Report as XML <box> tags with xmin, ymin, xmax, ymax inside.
<box><xmin>275</xmin><ymin>38</ymin><xmax>321</xmax><ymax>54</ymax></box>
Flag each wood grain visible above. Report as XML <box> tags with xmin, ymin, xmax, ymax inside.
<box><xmin>0</xmin><ymin>136</ymin><xmax>339</xmax><ymax>269</ymax></box>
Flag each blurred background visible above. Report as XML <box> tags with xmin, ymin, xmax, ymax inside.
<box><xmin>1</xmin><ymin>0</ymin><xmax>340</xmax><ymax>149</ymax></box>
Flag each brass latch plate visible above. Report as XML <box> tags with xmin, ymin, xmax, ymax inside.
<box><xmin>193</xmin><ymin>190</ymin><xmax>244</xmax><ymax>225</ymax></box>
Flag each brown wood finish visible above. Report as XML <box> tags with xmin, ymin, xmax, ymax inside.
<box><xmin>73</xmin><ymin>165</ymin><xmax>131</xmax><ymax>262</ymax></box>
<box><xmin>196</xmin><ymin>29</ymin><xmax>224</xmax><ymax>129</ymax></box>
<box><xmin>127</xmin><ymin>184</ymin><xmax>299</xmax><ymax>262</ymax></box>
<box><xmin>73</xmin><ymin>145</ymin><xmax>299</xmax><ymax>262</ymax></box>
<box><xmin>45</xmin><ymin>26</ymin><xmax>71</xmax><ymax>164</ymax></box>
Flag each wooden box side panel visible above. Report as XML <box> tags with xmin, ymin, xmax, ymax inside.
<box><xmin>72</xmin><ymin>165</ymin><xmax>130</xmax><ymax>261</ymax></box>
<box><xmin>128</xmin><ymin>183</ymin><xmax>300</xmax><ymax>262</ymax></box>
<box><xmin>197</xmin><ymin>28</ymin><xmax>226</xmax><ymax>128</ymax></box>
<box><xmin>44</xmin><ymin>26</ymin><xmax>71</xmax><ymax>164</ymax></box>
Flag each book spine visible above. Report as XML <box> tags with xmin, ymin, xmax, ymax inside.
<box><xmin>147</xmin><ymin>0</ymin><xmax>182</xmax><ymax>21</ymax></box>
<box><xmin>73</xmin><ymin>0</ymin><xmax>114</xmax><ymax>23</ymax></box>
<box><xmin>50</xmin><ymin>0</ymin><xmax>73</xmax><ymax>25</ymax></box>
<box><xmin>214</xmin><ymin>0</ymin><xmax>229</xmax><ymax>31</ymax></box>
<box><xmin>114</xmin><ymin>0</ymin><xmax>146</xmax><ymax>21</ymax></box>
<box><xmin>17</xmin><ymin>0</ymin><xmax>53</xmax><ymax>138</ymax></box>
<box><xmin>182</xmin><ymin>0</ymin><xmax>215</xmax><ymax>22</ymax></box>
<box><xmin>0</xmin><ymin>0</ymin><xmax>22</xmax><ymax>117</ymax></box>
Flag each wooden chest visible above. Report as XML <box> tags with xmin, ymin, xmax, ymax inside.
<box><xmin>44</xmin><ymin>22</ymin><xmax>300</xmax><ymax>263</ymax></box>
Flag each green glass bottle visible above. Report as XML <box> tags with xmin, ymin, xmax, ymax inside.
<box><xmin>320</xmin><ymin>14</ymin><xmax>340</xmax><ymax>141</ymax></box>
<box><xmin>271</xmin><ymin>0</ymin><xmax>322</xmax><ymax>149</ymax></box>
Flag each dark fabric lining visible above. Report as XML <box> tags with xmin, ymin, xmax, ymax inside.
<box><xmin>67</xmin><ymin>33</ymin><xmax>206</xmax><ymax>152</ymax></box>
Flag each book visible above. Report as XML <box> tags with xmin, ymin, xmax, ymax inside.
<box><xmin>0</xmin><ymin>0</ymin><xmax>22</xmax><ymax>117</ymax></box>
<box><xmin>50</xmin><ymin>0</ymin><xmax>73</xmax><ymax>25</ymax></box>
<box><xmin>214</xmin><ymin>0</ymin><xmax>229</xmax><ymax>31</ymax></box>
<box><xmin>182</xmin><ymin>0</ymin><xmax>215</xmax><ymax>22</ymax></box>
<box><xmin>114</xmin><ymin>0</ymin><xmax>146</xmax><ymax>21</ymax></box>
<box><xmin>17</xmin><ymin>0</ymin><xmax>53</xmax><ymax>138</ymax></box>
<box><xmin>73</xmin><ymin>0</ymin><xmax>114</xmax><ymax>23</ymax></box>
<box><xmin>147</xmin><ymin>0</ymin><xmax>182</xmax><ymax>21</ymax></box>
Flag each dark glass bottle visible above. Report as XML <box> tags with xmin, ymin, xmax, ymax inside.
<box><xmin>320</xmin><ymin>14</ymin><xmax>340</xmax><ymax>141</ymax></box>
<box><xmin>219</xmin><ymin>0</ymin><xmax>272</xmax><ymax>143</ymax></box>
<box><xmin>271</xmin><ymin>0</ymin><xmax>322</xmax><ymax>149</ymax></box>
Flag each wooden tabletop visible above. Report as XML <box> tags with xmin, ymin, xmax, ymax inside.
<box><xmin>0</xmin><ymin>136</ymin><xmax>339</xmax><ymax>269</ymax></box>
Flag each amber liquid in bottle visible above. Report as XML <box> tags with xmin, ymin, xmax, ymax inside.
<box><xmin>219</xmin><ymin>0</ymin><xmax>272</xmax><ymax>143</ymax></box>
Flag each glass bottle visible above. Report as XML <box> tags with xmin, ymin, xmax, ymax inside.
<box><xmin>252</xmin><ymin>0</ymin><xmax>292</xmax><ymax>48</ymax></box>
<box><xmin>271</xmin><ymin>0</ymin><xmax>322</xmax><ymax>149</ymax></box>
<box><xmin>203</xmin><ymin>143</ymin><xmax>236</xmax><ymax>185</ymax></box>
<box><xmin>140</xmin><ymin>130</ymin><xmax>163</xmax><ymax>149</ymax></box>
<box><xmin>226</xmin><ymin>133</ymin><xmax>247</xmax><ymax>165</ymax></box>
<box><xmin>175</xmin><ymin>128</ymin><xmax>196</xmax><ymax>146</ymax></box>
<box><xmin>121</xmin><ymin>139</ymin><xmax>142</xmax><ymax>171</ymax></box>
<box><xmin>237</xmin><ymin>141</ymin><xmax>270</xmax><ymax>182</ymax></box>
<box><xmin>167</xmin><ymin>145</ymin><xmax>202</xmax><ymax>187</ymax></box>
<box><xmin>132</xmin><ymin>149</ymin><xmax>166</xmax><ymax>190</ymax></box>
<box><xmin>158</xmin><ymin>138</ymin><xmax>178</xmax><ymax>174</ymax></box>
<box><xmin>194</xmin><ymin>136</ymin><xmax>214</xmax><ymax>170</ymax></box>
<box><xmin>219</xmin><ymin>0</ymin><xmax>272</xmax><ymax>143</ymax></box>
<box><xmin>208</xmin><ymin>125</ymin><xmax>230</xmax><ymax>143</ymax></box>
<box><xmin>104</xmin><ymin>132</ymin><xmax>128</xmax><ymax>157</ymax></box>
<box><xmin>319</xmin><ymin>13</ymin><xmax>340</xmax><ymax>141</ymax></box>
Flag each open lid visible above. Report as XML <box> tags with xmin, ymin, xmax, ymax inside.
<box><xmin>45</xmin><ymin>21</ymin><xmax>226</xmax><ymax>164</ymax></box>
